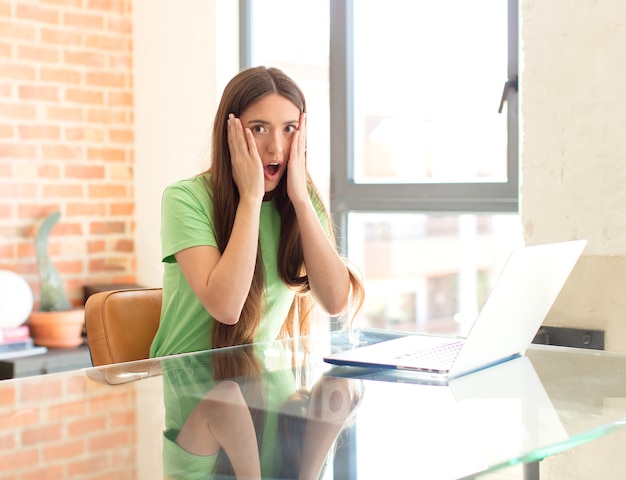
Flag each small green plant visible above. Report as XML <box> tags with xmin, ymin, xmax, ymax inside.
<box><xmin>35</xmin><ymin>211</ymin><xmax>72</xmax><ymax>312</ymax></box>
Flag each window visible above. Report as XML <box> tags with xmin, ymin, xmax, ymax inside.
<box><xmin>244</xmin><ymin>0</ymin><xmax>521</xmax><ymax>335</ymax></box>
<box><xmin>244</xmin><ymin>0</ymin><xmax>331</xmax><ymax>203</ymax></box>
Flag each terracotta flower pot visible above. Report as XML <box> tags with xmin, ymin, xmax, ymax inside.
<box><xmin>28</xmin><ymin>309</ymin><xmax>85</xmax><ymax>348</ymax></box>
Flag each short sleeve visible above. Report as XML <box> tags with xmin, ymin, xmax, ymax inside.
<box><xmin>161</xmin><ymin>178</ymin><xmax>218</xmax><ymax>264</ymax></box>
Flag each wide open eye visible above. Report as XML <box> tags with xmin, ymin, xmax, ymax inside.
<box><xmin>251</xmin><ymin>125</ymin><xmax>266</xmax><ymax>134</ymax></box>
<box><xmin>285</xmin><ymin>124</ymin><xmax>297</xmax><ymax>134</ymax></box>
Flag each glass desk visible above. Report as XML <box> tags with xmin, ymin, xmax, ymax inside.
<box><xmin>3</xmin><ymin>328</ymin><xmax>626</xmax><ymax>479</ymax></box>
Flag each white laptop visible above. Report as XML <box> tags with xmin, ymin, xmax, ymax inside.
<box><xmin>324</xmin><ymin>240</ymin><xmax>586</xmax><ymax>383</ymax></box>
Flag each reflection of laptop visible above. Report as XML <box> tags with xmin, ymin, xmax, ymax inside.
<box><xmin>337</xmin><ymin>355</ymin><xmax>568</xmax><ymax>479</ymax></box>
<box><xmin>447</xmin><ymin>355</ymin><xmax>569</xmax><ymax>455</ymax></box>
<box><xmin>324</xmin><ymin>240</ymin><xmax>586</xmax><ymax>383</ymax></box>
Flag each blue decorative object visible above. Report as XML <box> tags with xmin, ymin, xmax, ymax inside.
<box><xmin>35</xmin><ymin>211</ymin><xmax>72</xmax><ymax>312</ymax></box>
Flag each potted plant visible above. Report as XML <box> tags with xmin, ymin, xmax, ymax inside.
<box><xmin>28</xmin><ymin>211</ymin><xmax>85</xmax><ymax>348</ymax></box>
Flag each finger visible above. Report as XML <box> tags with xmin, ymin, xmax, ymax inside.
<box><xmin>244</xmin><ymin>127</ymin><xmax>259</xmax><ymax>159</ymax></box>
<box><xmin>299</xmin><ymin>112</ymin><xmax>307</xmax><ymax>154</ymax></box>
<box><xmin>227</xmin><ymin>114</ymin><xmax>240</xmax><ymax>154</ymax></box>
<box><xmin>228</xmin><ymin>116</ymin><xmax>247</xmax><ymax>159</ymax></box>
<box><xmin>289</xmin><ymin>129</ymin><xmax>300</xmax><ymax>162</ymax></box>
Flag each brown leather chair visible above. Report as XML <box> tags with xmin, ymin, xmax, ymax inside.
<box><xmin>85</xmin><ymin>287</ymin><xmax>162</xmax><ymax>367</ymax></box>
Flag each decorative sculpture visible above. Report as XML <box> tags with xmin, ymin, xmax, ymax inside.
<box><xmin>35</xmin><ymin>211</ymin><xmax>72</xmax><ymax>312</ymax></box>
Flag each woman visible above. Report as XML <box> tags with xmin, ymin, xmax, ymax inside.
<box><xmin>150</xmin><ymin>66</ymin><xmax>364</xmax><ymax>357</ymax></box>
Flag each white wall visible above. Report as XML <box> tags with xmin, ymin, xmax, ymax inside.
<box><xmin>521</xmin><ymin>1</ymin><xmax>626</xmax><ymax>254</ymax></box>
<box><xmin>133</xmin><ymin>0</ymin><xmax>238</xmax><ymax>287</ymax></box>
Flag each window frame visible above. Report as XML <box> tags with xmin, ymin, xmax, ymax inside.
<box><xmin>328</xmin><ymin>0</ymin><xmax>519</xmax><ymax>252</ymax></box>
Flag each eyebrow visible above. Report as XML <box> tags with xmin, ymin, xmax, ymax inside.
<box><xmin>244</xmin><ymin>119</ymin><xmax>299</xmax><ymax>126</ymax></box>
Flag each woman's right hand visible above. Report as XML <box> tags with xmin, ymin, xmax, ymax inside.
<box><xmin>227</xmin><ymin>113</ymin><xmax>265</xmax><ymax>202</ymax></box>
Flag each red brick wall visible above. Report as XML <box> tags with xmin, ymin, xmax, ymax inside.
<box><xmin>0</xmin><ymin>0</ymin><xmax>136</xmax><ymax>308</ymax></box>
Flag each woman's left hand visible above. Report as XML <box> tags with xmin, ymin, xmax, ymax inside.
<box><xmin>286</xmin><ymin>112</ymin><xmax>308</xmax><ymax>205</ymax></box>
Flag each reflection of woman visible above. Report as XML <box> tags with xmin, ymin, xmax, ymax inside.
<box><xmin>161</xmin><ymin>342</ymin><xmax>363</xmax><ymax>479</ymax></box>
<box><xmin>279</xmin><ymin>376</ymin><xmax>364</xmax><ymax>480</ymax></box>
<box><xmin>162</xmin><ymin>343</ymin><xmax>294</xmax><ymax>479</ymax></box>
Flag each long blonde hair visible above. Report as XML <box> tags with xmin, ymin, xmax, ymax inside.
<box><xmin>207</xmin><ymin>66</ymin><xmax>364</xmax><ymax>348</ymax></box>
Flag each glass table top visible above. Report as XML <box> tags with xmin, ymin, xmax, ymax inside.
<box><xmin>3</xmin><ymin>328</ymin><xmax>626</xmax><ymax>479</ymax></box>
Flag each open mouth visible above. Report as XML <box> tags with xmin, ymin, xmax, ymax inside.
<box><xmin>264</xmin><ymin>163</ymin><xmax>280</xmax><ymax>176</ymax></box>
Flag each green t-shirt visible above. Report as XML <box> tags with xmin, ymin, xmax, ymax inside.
<box><xmin>150</xmin><ymin>173</ymin><xmax>328</xmax><ymax>358</ymax></box>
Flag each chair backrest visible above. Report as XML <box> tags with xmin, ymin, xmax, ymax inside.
<box><xmin>85</xmin><ymin>288</ymin><xmax>162</xmax><ymax>366</ymax></box>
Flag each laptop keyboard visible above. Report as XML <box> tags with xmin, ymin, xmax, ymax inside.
<box><xmin>393</xmin><ymin>340</ymin><xmax>464</xmax><ymax>371</ymax></box>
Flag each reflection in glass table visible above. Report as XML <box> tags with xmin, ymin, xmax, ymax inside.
<box><xmin>4</xmin><ymin>328</ymin><xmax>626</xmax><ymax>479</ymax></box>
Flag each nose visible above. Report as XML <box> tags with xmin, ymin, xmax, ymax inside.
<box><xmin>266</xmin><ymin>130</ymin><xmax>283</xmax><ymax>154</ymax></box>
